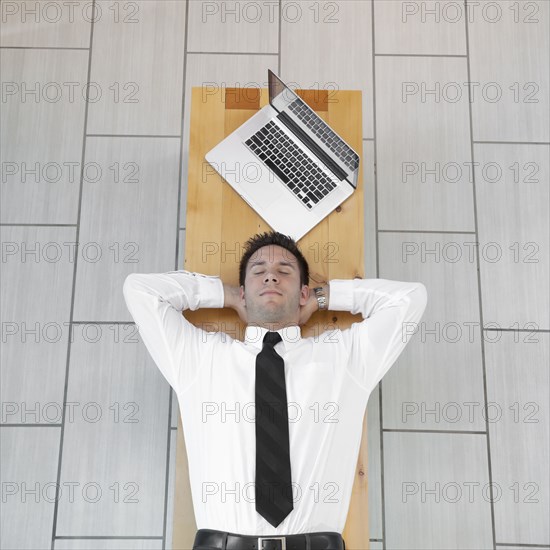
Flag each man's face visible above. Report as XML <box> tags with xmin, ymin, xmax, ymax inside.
<box><xmin>239</xmin><ymin>245</ymin><xmax>309</xmax><ymax>326</ymax></box>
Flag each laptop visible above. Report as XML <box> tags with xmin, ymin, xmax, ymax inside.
<box><xmin>204</xmin><ymin>70</ymin><xmax>360</xmax><ymax>242</ymax></box>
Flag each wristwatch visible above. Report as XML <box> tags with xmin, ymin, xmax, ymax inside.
<box><xmin>313</xmin><ymin>286</ymin><xmax>327</xmax><ymax>310</ymax></box>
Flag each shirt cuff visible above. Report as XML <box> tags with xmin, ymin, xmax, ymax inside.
<box><xmin>166</xmin><ymin>270</ymin><xmax>225</xmax><ymax>310</ymax></box>
<box><xmin>328</xmin><ymin>279</ymin><xmax>355</xmax><ymax>311</ymax></box>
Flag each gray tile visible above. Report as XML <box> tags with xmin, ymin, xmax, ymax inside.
<box><xmin>171</xmin><ymin>229</ymin><xmax>186</xmax><ymax>429</ymax></box>
<box><xmin>485</xmin><ymin>332</ymin><xmax>549</xmax><ymax>545</ymax></box>
<box><xmin>495</xmin><ymin>547</ymin><xmax>549</xmax><ymax>550</ymax></box>
<box><xmin>87</xmin><ymin>1</ymin><xmax>187</xmax><ymax>135</ymax></box>
<box><xmin>0</xmin><ymin>427</ymin><xmax>61</xmax><ymax>549</ymax></box>
<box><xmin>1</xmin><ymin>0</ymin><xmax>92</xmax><ymax>48</ymax></box>
<box><xmin>55</xmin><ymin>330</ymin><xmax>171</xmax><ymax>535</ymax></box>
<box><xmin>369</xmin><ymin>542</ymin><xmax>383</xmax><ymax>550</ymax></box>
<box><xmin>55</xmin><ymin>539</ymin><xmax>163</xmax><ymax>550</ymax></box>
<box><xmin>171</xmin><ymin>423</ymin><xmax>197</xmax><ymax>550</ymax></box>
<box><xmin>367</xmin><ymin>385</ymin><xmax>382</xmax><ymax>539</ymax></box>
<box><xmin>165</xmin><ymin>429</ymin><xmax>178</xmax><ymax>550</ymax></box>
<box><xmin>375</xmin><ymin>56</ymin><xmax>474</xmax><ymax>231</ymax></box>
<box><xmin>73</xmin><ymin>137</ymin><xmax>181</xmax><ymax>323</ymax></box>
<box><xmin>281</xmin><ymin>0</ymin><xmax>374</xmax><ymax>138</ymax></box>
<box><xmin>379</xmin><ymin>233</ymin><xmax>486</xmax><ymax>431</ymax></box>
<box><xmin>182</xmin><ymin>54</ymin><xmax>279</xmax><ymax>229</ymax></box>
<box><xmin>363</xmin><ymin>140</ymin><xmax>377</xmax><ymax>279</ymax></box>
<box><xmin>468</xmin><ymin>0</ymin><xmax>550</xmax><ymax>142</ymax></box>
<box><xmin>187</xmin><ymin>0</ymin><xmax>279</xmax><ymax>53</ymax></box>
<box><xmin>171</xmin><ymin>388</ymin><xmax>180</xmax><ymax>430</ymax></box>
<box><xmin>383</xmin><ymin>432</ymin><xmax>493</xmax><ymax>549</ymax></box>
<box><xmin>0</xmin><ymin>48</ymin><xmax>88</xmax><ymax>224</ymax></box>
<box><xmin>1</xmin><ymin>226</ymin><xmax>75</xmax><ymax>425</ymax></box>
<box><xmin>374</xmin><ymin>0</ymin><xmax>466</xmax><ymax>55</ymax></box>
<box><xmin>474</xmin><ymin>143</ymin><xmax>549</xmax><ymax>330</ymax></box>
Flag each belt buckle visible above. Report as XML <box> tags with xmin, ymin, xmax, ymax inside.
<box><xmin>258</xmin><ymin>536</ymin><xmax>286</xmax><ymax>550</ymax></box>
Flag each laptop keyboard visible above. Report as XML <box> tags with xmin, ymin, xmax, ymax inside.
<box><xmin>244</xmin><ymin>120</ymin><xmax>337</xmax><ymax>210</ymax></box>
<box><xmin>288</xmin><ymin>99</ymin><xmax>359</xmax><ymax>171</ymax></box>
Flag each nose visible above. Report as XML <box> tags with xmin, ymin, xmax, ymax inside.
<box><xmin>263</xmin><ymin>271</ymin><xmax>278</xmax><ymax>283</ymax></box>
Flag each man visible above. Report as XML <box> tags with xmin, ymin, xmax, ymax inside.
<box><xmin>123</xmin><ymin>231</ymin><xmax>428</xmax><ymax>550</ymax></box>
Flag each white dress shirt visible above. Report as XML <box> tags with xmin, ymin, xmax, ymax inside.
<box><xmin>123</xmin><ymin>271</ymin><xmax>427</xmax><ymax>536</ymax></box>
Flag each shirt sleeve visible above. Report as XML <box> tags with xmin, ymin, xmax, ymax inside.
<box><xmin>122</xmin><ymin>270</ymin><xmax>225</xmax><ymax>393</ymax></box>
<box><xmin>328</xmin><ymin>278</ymin><xmax>428</xmax><ymax>393</ymax></box>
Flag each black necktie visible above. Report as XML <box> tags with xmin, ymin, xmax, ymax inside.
<box><xmin>255</xmin><ymin>331</ymin><xmax>293</xmax><ymax>527</ymax></box>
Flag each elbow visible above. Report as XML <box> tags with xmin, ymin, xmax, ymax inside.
<box><xmin>122</xmin><ymin>273</ymin><xmax>140</xmax><ymax>301</ymax></box>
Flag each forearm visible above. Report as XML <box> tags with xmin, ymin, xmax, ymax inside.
<box><xmin>223</xmin><ymin>283</ymin><xmax>239</xmax><ymax>309</ymax></box>
<box><xmin>329</xmin><ymin>278</ymin><xmax>427</xmax><ymax>319</ymax></box>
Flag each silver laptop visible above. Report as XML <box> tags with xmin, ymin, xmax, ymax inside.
<box><xmin>205</xmin><ymin>70</ymin><xmax>360</xmax><ymax>242</ymax></box>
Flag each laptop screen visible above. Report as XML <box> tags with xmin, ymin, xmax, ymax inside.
<box><xmin>267</xmin><ymin>70</ymin><xmax>360</xmax><ymax>177</ymax></box>
<box><xmin>268</xmin><ymin>69</ymin><xmax>296</xmax><ymax>107</ymax></box>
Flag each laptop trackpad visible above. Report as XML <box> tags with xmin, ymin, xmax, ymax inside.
<box><xmin>239</xmin><ymin>171</ymin><xmax>282</xmax><ymax>208</ymax></box>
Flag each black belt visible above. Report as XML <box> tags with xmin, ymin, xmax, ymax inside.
<box><xmin>193</xmin><ymin>528</ymin><xmax>345</xmax><ymax>550</ymax></box>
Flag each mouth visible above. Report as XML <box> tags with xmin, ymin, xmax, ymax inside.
<box><xmin>261</xmin><ymin>291</ymin><xmax>282</xmax><ymax>296</ymax></box>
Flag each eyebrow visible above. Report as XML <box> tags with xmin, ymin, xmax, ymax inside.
<box><xmin>249</xmin><ymin>260</ymin><xmax>296</xmax><ymax>270</ymax></box>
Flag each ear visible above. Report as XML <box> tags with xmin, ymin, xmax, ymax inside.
<box><xmin>239</xmin><ymin>285</ymin><xmax>245</xmax><ymax>303</ymax></box>
<box><xmin>299</xmin><ymin>284</ymin><xmax>309</xmax><ymax>306</ymax></box>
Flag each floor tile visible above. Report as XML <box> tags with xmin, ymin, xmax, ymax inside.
<box><xmin>367</xmin><ymin>385</ymin><xmax>382</xmax><ymax>539</ymax></box>
<box><xmin>1</xmin><ymin>226</ymin><xmax>75</xmax><ymax>425</ymax></box>
<box><xmin>486</xmin><ymin>332</ymin><xmax>549</xmax><ymax>545</ymax></box>
<box><xmin>55</xmin><ymin>332</ymin><xmax>170</xmax><ymax>535</ymax></box>
<box><xmin>187</xmin><ymin>0</ymin><xmax>279</xmax><ymax>53</ymax></box>
<box><xmin>0</xmin><ymin>427</ymin><xmax>61</xmax><ymax>549</ymax></box>
<box><xmin>474</xmin><ymin>143</ymin><xmax>549</xmax><ymax>329</ymax></box>
<box><xmin>384</xmin><ymin>431</ymin><xmax>493</xmax><ymax>549</ymax></box>
<box><xmin>374</xmin><ymin>0</ymin><xmax>466</xmax><ymax>55</ymax></box>
<box><xmin>1</xmin><ymin>0</ymin><xmax>92</xmax><ymax>48</ymax></box>
<box><xmin>0</xmin><ymin>48</ymin><xmax>88</xmax><ymax>224</ymax></box>
<box><xmin>379</xmin><ymin>232</ymin><xmax>485</xmax><ymax>431</ymax></box>
<box><xmin>375</xmin><ymin>56</ymin><xmax>474</xmax><ymax>231</ymax></box>
<box><xmin>74</xmin><ymin>137</ymin><xmax>181</xmax><ymax>323</ymax></box>
<box><xmin>87</xmin><ymin>0</ymin><xmax>187</xmax><ymax>135</ymax></box>
<box><xmin>468</xmin><ymin>0</ymin><xmax>549</xmax><ymax>142</ymax></box>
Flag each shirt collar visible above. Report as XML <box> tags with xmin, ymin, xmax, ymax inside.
<box><xmin>244</xmin><ymin>324</ymin><xmax>302</xmax><ymax>352</ymax></box>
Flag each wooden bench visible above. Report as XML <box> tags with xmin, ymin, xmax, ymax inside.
<box><xmin>173</xmin><ymin>85</ymin><xmax>369</xmax><ymax>549</ymax></box>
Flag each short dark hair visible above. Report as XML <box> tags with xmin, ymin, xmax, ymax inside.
<box><xmin>239</xmin><ymin>231</ymin><xmax>310</xmax><ymax>288</ymax></box>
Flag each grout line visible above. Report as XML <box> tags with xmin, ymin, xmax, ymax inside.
<box><xmin>49</xmin><ymin>2</ymin><xmax>96</xmax><ymax>548</ymax></box>
<box><xmin>378</xmin><ymin>229</ymin><xmax>476</xmax><ymax>234</ymax></box>
<box><xmin>496</xmin><ymin>544</ymin><xmax>550</xmax><ymax>548</ymax></box>
<box><xmin>164</xmin><ymin>0</ymin><xmax>191</xmax><ymax>545</ymax></box>
<box><xmin>0</xmin><ymin>223</ymin><xmax>78</xmax><ymax>227</ymax></box>
<box><xmin>375</xmin><ymin>53</ymin><xmax>467</xmax><ymax>58</ymax></box>
<box><xmin>474</xmin><ymin>140</ymin><xmax>550</xmax><ymax>146</ymax></box>
<box><xmin>464</xmin><ymin>2</ymin><xmax>497</xmax><ymax>548</ymax></box>
<box><xmin>278</xmin><ymin>0</ymin><xmax>282</xmax><ymax>75</ymax></box>
<box><xmin>370</xmin><ymin>2</ymin><xmax>386</xmax><ymax>548</ymax></box>
<box><xmin>383</xmin><ymin>429</ymin><xmax>487</xmax><ymax>435</ymax></box>
<box><xmin>86</xmin><ymin>134</ymin><xmax>180</xmax><ymax>138</ymax></box>
<box><xmin>0</xmin><ymin>46</ymin><xmax>89</xmax><ymax>50</ymax></box>
<box><xmin>186</xmin><ymin>51</ymin><xmax>278</xmax><ymax>56</ymax></box>
<box><xmin>485</xmin><ymin>328</ymin><xmax>550</xmax><ymax>333</ymax></box>
<box><xmin>55</xmin><ymin>535</ymin><xmax>162</xmax><ymax>540</ymax></box>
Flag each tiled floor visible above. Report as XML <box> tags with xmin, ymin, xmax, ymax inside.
<box><xmin>1</xmin><ymin>1</ymin><xmax>548</xmax><ymax>549</ymax></box>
